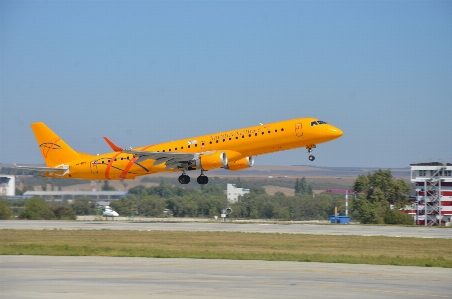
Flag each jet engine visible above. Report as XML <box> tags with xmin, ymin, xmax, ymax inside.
<box><xmin>193</xmin><ymin>151</ymin><xmax>228</xmax><ymax>170</ymax></box>
<box><xmin>225</xmin><ymin>156</ymin><xmax>254</xmax><ymax>171</ymax></box>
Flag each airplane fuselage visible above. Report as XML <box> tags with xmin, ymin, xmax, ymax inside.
<box><xmin>47</xmin><ymin>117</ymin><xmax>342</xmax><ymax>180</ymax></box>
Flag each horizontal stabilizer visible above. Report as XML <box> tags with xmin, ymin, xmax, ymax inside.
<box><xmin>14</xmin><ymin>165</ymin><xmax>69</xmax><ymax>175</ymax></box>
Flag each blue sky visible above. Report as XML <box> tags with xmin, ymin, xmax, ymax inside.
<box><xmin>1</xmin><ymin>1</ymin><xmax>451</xmax><ymax>168</ymax></box>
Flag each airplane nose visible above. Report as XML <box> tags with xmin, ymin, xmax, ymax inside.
<box><xmin>329</xmin><ymin>126</ymin><xmax>343</xmax><ymax>139</ymax></box>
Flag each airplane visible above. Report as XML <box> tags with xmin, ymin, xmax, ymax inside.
<box><xmin>15</xmin><ymin>118</ymin><xmax>343</xmax><ymax>184</ymax></box>
<box><xmin>102</xmin><ymin>206</ymin><xmax>119</xmax><ymax>218</ymax></box>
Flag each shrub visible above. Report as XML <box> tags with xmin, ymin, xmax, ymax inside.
<box><xmin>53</xmin><ymin>206</ymin><xmax>76</xmax><ymax>220</ymax></box>
<box><xmin>20</xmin><ymin>197</ymin><xmax>55</xmax><ymax>220</ymax></box>
<box><xmin>384</xmin><ymin>210</ymin><xmax>414</xmax><ymax>225</ymax></box>
<box><xmin>0</xmin><ymin>198</ymin><xmax>13</xmax><ymax>219</ymax></box>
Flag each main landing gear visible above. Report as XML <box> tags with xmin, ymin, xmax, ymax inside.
<box><xmin>178</xmin><ymin>173</ymin><xmax>190</xmax><ymax>184</ymax></box>
<box><xmin>197</xmin><ymin>175</ymin><xmax>208</xmax><ymax>185</ymax></box>
<box><xmin>178</xmin><ymin>171</ymin><xmax>209</xmax><ymax>185</ymax></box>
<box><xmin>307</xmin><ymin>145</ymin><xmax>316</xmax><ymax>161</ymax></box>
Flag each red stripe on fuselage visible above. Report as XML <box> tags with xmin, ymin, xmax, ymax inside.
<box><xmin>105</xmin><ymin>153</ymin><xmax>122</xmax><ymax>180</ymax></box>
<box><xmin>119</xmin><ymin>145</ymin><xmax>154</xmax><ymax>180</ymax></box>
<box><xmin>119</xmin><ymin>156</ymin><xmax>139</xmax><ymax>179</ymax></box>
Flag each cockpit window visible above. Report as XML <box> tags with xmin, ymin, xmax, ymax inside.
<box><xmin>310</xmin><ymin>120</ymin><xmax>328</xmax><ymax>126</ymax></box>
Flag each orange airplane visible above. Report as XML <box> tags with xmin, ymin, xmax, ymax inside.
<box><xmin>16</xmin><ymin>118</ymin><xmax>343</xmax><ymax>184</ymax></box>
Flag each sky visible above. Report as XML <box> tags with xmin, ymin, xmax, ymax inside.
<box><xmin>1</xmin><ymin>0</ymin><xmax>451</xmax><ymax>169</ymax></box>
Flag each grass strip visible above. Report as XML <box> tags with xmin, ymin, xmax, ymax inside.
<box><xmin>1</xmin><ymin>230</ymin><xmax>451</xmax><ymax>268</ymax></box>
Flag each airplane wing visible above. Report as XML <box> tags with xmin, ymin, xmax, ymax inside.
<box><xmin>14</xmin><ymin>164</ymin><xmax>69</xmax><ymax>174</ymax></box>
<box><xmin>123</xmin><ymin>149</ymin><xmax>200</xmax><ymax>169</ymax></box>
<box><xmin>103</xmin><ymin>137</ymin><xmax>205</xmax><ymax>170</ymax></box>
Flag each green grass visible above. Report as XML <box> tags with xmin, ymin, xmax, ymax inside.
<box><xmin>1</xmin><ymin>230</ymin><xmax>451</xmax><ymax>267</ymax></box>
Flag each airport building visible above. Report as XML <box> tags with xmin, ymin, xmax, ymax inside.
<box><xmin>0</xmin><ymin>175</ymin><xmax>15</xmax><ymax>196</ymax></box>
<box><xmin>402</xmin><ymin>162</ymin><xmax>452</xmax><ymax>226</ymax></box>
<box><xmin>227</xmin><ymin>183</ymin><xmax>250</xmax><ymax>202</ymax></box>
<box><xmin>22</xmin><ymin>190</ymin><xmax>128</xmax><ymax>204</ymax></box>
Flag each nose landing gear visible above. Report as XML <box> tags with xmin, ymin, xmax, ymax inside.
<box><xmin>307</xmin><ymin>145</ymin><xmax>316</xmax><ymax>161</ymax></box>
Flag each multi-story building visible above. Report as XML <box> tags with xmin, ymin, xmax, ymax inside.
<box><xmin>406</xmin><ymin>162</ymin><xmax>452</xmax><ymax>226</ymax></box>
<box><xmin>0</xmin><ymin>175</ymin><xmax>15</xmax><ymax>196</ymax></box>
<box><xmin>227</xmin><ymin>183</ymin><xmax>250</xmax><ymax>202</ymax></box>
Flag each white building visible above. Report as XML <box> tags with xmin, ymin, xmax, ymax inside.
<box><xmin>227</xmin><ymin>183</ymin><xmax>250</xmax><ymax>202</ymax></box>
<box><xmin>22</xmin><ymin>190</ymin><xmax>127</xmax><ymax>203</ymax></box>
<box><xmin>0</xmin><ymin>175</ymin><xmax>15</xmax><ymax>196</ymax></box>
<box><xmin>403</xmin><ymin>162</ymin><xmax>452</xmax><ymax>226</ymax></box>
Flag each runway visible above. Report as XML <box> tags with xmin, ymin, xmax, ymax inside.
<box><xmin>2</xmin><ymin>221</ymin><xmax>451</xmax><ymax>298</ymax></box>
<box><xmin>1</xmin><ymin>255</ymin><xmax>451</xmax><ymax>299</ymax></box>
<box><xmin>1</xmin><ymin>220</ymin><xmax>451</xmax><ymax>239</ymax></box>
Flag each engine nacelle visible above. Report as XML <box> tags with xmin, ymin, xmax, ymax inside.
<box><xmin>225</xmin><ymin>156</ymin><xmax>254</xmax><ymax>171</ymax></box>
<box><xmin>194</xmin><ymin>151</ymin><xmax>228</xmax><ymax>170</ymax></box>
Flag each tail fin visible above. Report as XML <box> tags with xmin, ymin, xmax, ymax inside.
<box><xmin>31</xmin><ymin>122</ymin><xmax>80</xmax><ymax>166</ymax></box>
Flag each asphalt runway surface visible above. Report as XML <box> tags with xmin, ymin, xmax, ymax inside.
<box><xmin>2</xmin><ymin>255</ymin><xmax>451</xmax><ymax>299</ymax></box>
<box><xmin>2</xmin><ymin>221</ymin><xmax>451</xmax><ymax>298</ymax></box>
<box><xmin>1</xmin><ymin>220</ymin><xmax>451</xmax><ymax>239</ymax></box>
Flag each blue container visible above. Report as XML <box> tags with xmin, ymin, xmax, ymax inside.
<box><xmin>330</xmin><ymin>215</ymin><xmax>350</xmax><ymax>224</ymax></box>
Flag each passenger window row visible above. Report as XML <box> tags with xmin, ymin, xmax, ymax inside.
<box><xmin>100</xmin><ymin>127</ymin><xmax>285</xmax><ymax>159</ymax></box>
<box><xmin>208</xmin><ymin>128</ymin><xmax>285</xmax><ymax>145</ymax></box>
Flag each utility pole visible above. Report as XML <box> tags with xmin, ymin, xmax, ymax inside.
<box><xmin>345</xmin><ymin>190</ymin><xmax>348</xmax><ymax>217</ymax></box>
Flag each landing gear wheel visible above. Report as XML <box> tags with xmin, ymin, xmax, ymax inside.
<box><xmin>308</xmin><ymin>155</ymin><xmax>315</xmax><ymax>161</ymax></box>
<box><xmin>197</xmin><ymin>175</ymin><xmax>209</xmax><ymax>185</ymax></box>
<box><xmin>178</xmin><ymin>174</ymin><xmax>190</xmax><ymax>184</ymax></box>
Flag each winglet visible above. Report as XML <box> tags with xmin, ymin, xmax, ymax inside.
<box><xmin>103</xmin><ymin>137</ymin><xmax>124</xmax><ymax>152</ymax></box>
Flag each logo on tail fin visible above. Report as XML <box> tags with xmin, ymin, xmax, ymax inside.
<box><xmin>39</xmin><ymin>138</ymin><xmax>62</xmax><ymax>158</ymax></box>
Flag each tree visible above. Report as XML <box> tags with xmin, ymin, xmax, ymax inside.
<box><xmin>384</xmin><ymin>210</ymin><xmax>414</xmax><ymax>225</ymax></box>
<box><xmin>71</xmin><ymin>197</ymin><xmax>96</xmax><ymax>215</ymax></box>
<box><xmin>307</xmin><ymin>185</ymin><xmax>313</xmax><ymax>195</ymax></box>
<box><xmin>236</xmin><ymin>177</ymin><xmax>243</xmax><ymax>188</ymax></box>
<box><xmin>20</xmin><ymin>197</ymin><xmax>55</xmax><ymax>220</ymax></box>
<box><xmin>353</xmin><ymin>169</ymin><xmax>411</xmax><ymax>224</ymax></box>
<box><xmin>200</xmin><ymin>185</ymin><xmax>224</xmax><ymax>196</ymax></box>
<box><xmin>249</xmin><ymin>186</ymin><xmax>267</xmax><ymax>195</ymax></box>
<box><xmin>294</xmin><ymin>178</ymin><xmax>301</xmax><ymax>194</ymax></box>
<box><xmin>295</xmin><ymin>177</ymin><xmax>313</xmax><ymax>195</ymax></box>
<box><xmin>128</xmin><ymin>185</ymin><xmax>148</xmax><ymax>196</ymax></box>
<box><xmin>101</xmin><ymin>181</ymin><xmax>115</xmax><ymax>191</ymax></box>
<box><xmin>53</xmin><ymin>206</ymin><xmax>76</xmax><ymax>220</ymax></box>
<box><xmin>137</xmin><ymin>196</ymin><xmax>166</xmax><ymax>217</ymax></box>
<box><xmin>109</xmin><ymin>196</ymin><xmax>134</xmax><ymax>216</ymax></box>
<box><xmin>0</xmin><ymin>198</ymin><xmax>13</xmax><ymax>220</ymax></box>
<box><xmin>15</xmin><ymin>188</ymin><xmax>24</xmax><ymax>196</ymax></box>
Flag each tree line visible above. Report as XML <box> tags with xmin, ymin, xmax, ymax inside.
<box><xmin>0</xmin><ymin>170</ymin><xmax>415</xmax><ymax>225</ymax></box>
